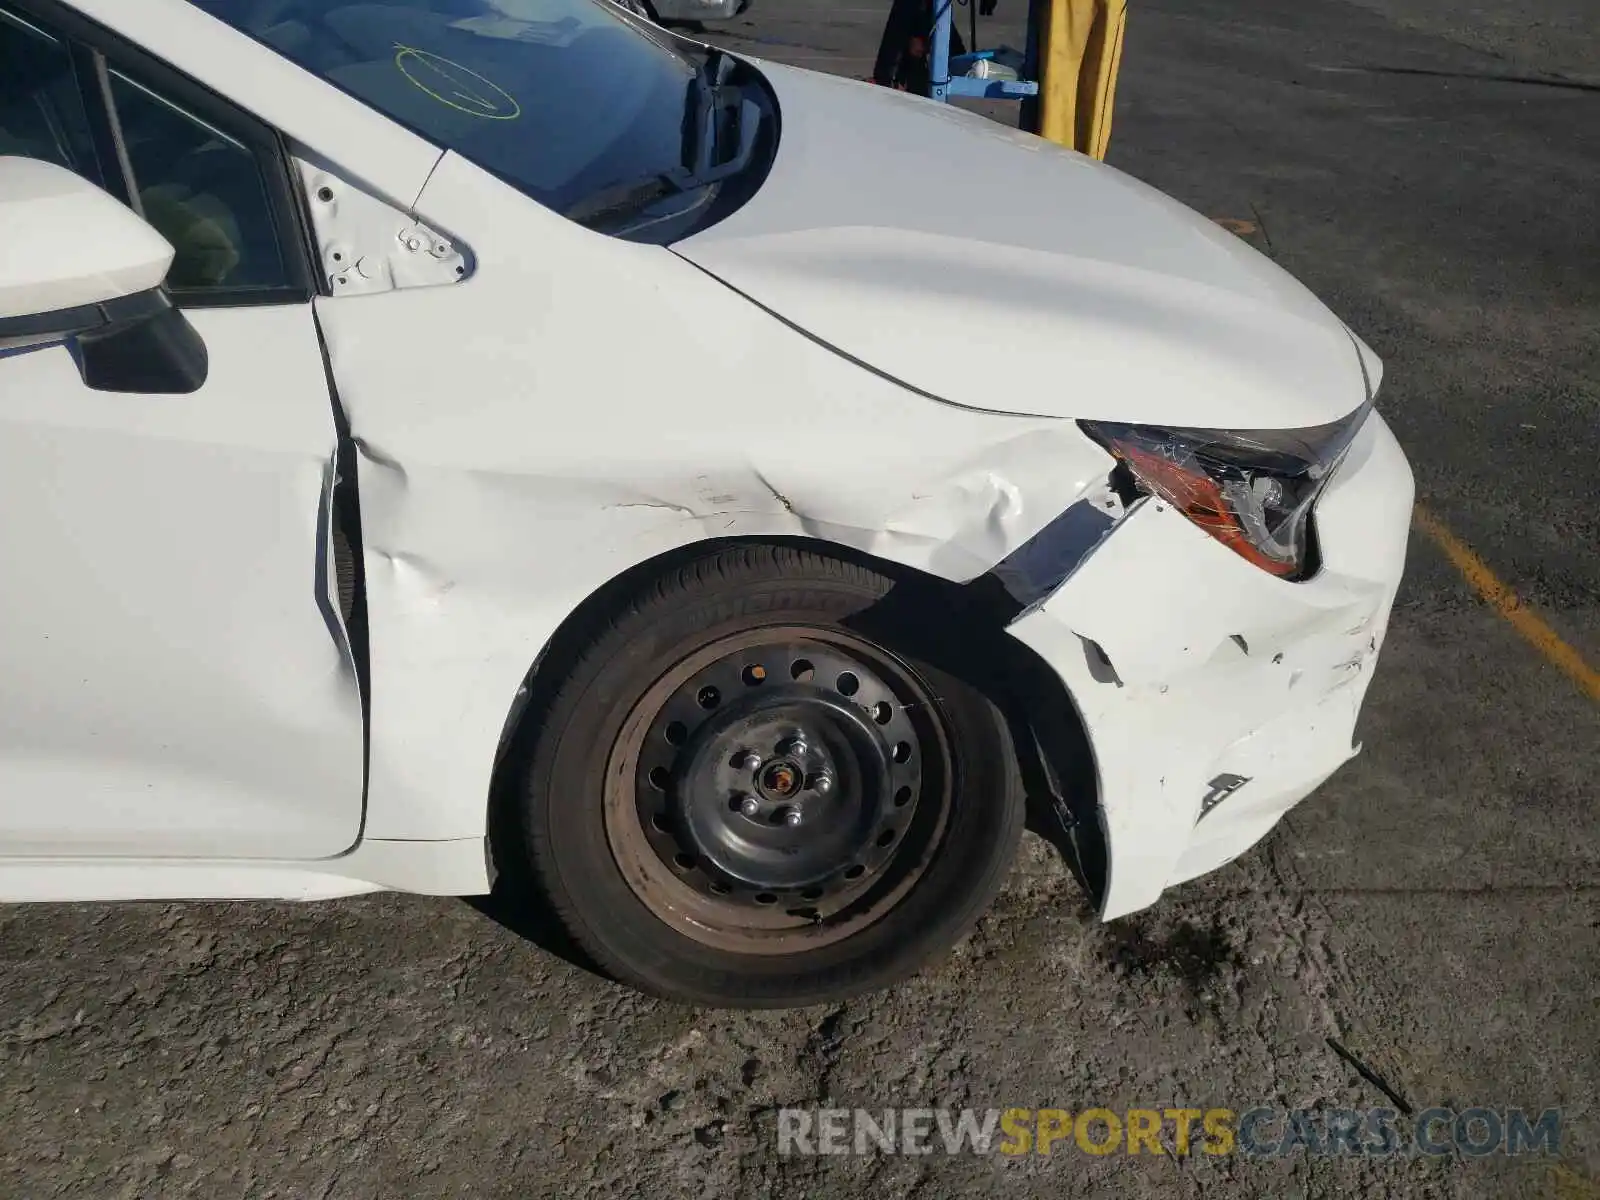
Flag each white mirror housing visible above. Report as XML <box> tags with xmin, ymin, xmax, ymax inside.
<box><xmin>0</xmin><ymin>157</ymin><xmax>207</xmax><ymax>395</ymax></box>
<box><xmin>0</xmin><ymin>155</ymin><xmax>175</xmax><ymax>321</ymax></box>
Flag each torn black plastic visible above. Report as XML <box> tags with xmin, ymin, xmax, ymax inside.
<box><xmin>981</xmin><ymin>495</ymin><xmax>1126</xmax><ymax>618</ymax></box>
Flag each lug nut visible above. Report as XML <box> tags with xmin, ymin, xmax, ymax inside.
<box><xmin>740</xmin><ymin>752</ymin><xmax>763</xmax><ymax>772</ymax></box>
<box><xmin>783</xmin><ymin>808</ymin><xmax>804</xmax><ymax>827</ymax></box>
<box><xmin>739</xmin><ymin>796</ymin><xmax>761</xmax><ymax>818</ymax></box>
<box><xmin>810</xmin><ymin>774</ymin><xmax>833</xmax><ymax>795</ymax></box>
<box><xmin>785</xmin><ymin>738</ymin><xmax>808</xmax><ymax>758</ymax></box>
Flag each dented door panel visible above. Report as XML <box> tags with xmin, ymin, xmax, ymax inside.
<box><xmin>0</xmin><ymin>307</ymin><xmax>364</xmax><ymax>859</ymax></box>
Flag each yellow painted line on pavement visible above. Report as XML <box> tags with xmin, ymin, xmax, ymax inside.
<box><xmin>1413</xmin><ymin>504</ymin><xmax>1600</xmax><ymax>704</ymax></box>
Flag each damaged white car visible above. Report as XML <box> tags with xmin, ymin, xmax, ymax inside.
<box><xmin>0</xmin><ymin>0</ymin><xmax>1413</xmax><ymax>1007</ymax></box>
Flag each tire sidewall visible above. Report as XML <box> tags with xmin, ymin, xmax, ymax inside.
<box><xmin>524</xmin><ymin>568</ymin><xmax>1022</xmax><ymax>1006</ymax></box>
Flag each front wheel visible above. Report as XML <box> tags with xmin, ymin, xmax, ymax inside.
<box><xmin>513</xmin><ymin>546</ymin><xmax>1024</xmax><ymax>1008</ymax></box>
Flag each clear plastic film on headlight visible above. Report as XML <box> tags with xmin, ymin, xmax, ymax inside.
<box><xmin>1079</xmin><ymin>401</ymin><xmax>1373</xmax><ymax>580</ymax></box>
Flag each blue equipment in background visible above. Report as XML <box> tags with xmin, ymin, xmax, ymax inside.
<box><xmin>928</xmin><ymin>0</ymin><xmax>1041</xmax><ymax>103</ymax></box>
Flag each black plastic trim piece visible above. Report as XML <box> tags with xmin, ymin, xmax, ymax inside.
<box><xmin>72</xmin><ymin>303</ymin><xmax>209</xmax><ymax>394</ymax></box>
<box><xmin>0</xmin><ymin>284</ymin><xmax>167</xmax><ymax>340</ymax></box>
<box><xmin>984</xmin><ymin>499</ymin><xmax>1121</xmax><ymax>618</ymax></box>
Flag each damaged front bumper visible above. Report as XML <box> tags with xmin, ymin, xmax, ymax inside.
<box><xmin>1003</xmin><ymin>410</ymin><xmax>1414</xmax><ymax>919</ymax></box>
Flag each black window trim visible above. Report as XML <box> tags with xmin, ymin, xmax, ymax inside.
<box><xmin>8</xmin><ymin>0</ymin><xmax>318</xmax><ymax>307</ymax></box>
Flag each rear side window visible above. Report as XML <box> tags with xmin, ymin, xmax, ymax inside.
<box><xmin>107</xmin><ymin>70</ymin><xmax>289</xmax><ymax>291</ymax></box>
<box><xmin>0</xmin><ymin>7</ymin><xmax>101</xmax><ymax>182</ymax></box>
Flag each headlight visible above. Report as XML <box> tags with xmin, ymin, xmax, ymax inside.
<box><xmin>1079</xmin><ymin>403</ymin><xmax>1372</xmax><ymax>580</ymax></box>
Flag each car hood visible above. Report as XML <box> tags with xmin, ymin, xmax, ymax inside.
<box><xmin>673</xmin><ymin>62</ymin><xmax>1374</xmax><ymax>429</ymax></box>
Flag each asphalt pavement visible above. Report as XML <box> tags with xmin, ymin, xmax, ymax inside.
<box><xmin>2</xmin><ymin>1</ymin><xmax>1597</xmax><ymax>1197</ymax></box>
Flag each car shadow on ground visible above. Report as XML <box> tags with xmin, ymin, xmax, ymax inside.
<box><xmin>462</xmin><ymin>887</ymin><xmax>598</xmax><ymax>975</ymax></box>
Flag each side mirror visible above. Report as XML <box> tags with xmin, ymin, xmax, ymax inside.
<box><xmin>0</xmin><ymin>156</ymin><xmax>207</xmax><ymax>394</ymax></box>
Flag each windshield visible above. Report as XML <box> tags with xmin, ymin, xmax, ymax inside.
<box><xmin>187</xmin><ymin>0</ymin><xmax>775</xmax><ymax>238</ymax></box>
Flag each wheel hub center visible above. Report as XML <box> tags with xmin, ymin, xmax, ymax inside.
<box><xmin>758</xmin><ymin>758</ymin><xmax>804</xmax><ymax>800</ymax></box>
<box><xmin>630</xmin><ymin>638</ymin><xmax>931</xmax><ymax>900</ymax></box>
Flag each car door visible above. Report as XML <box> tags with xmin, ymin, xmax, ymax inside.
<box><xmin>0</xmin><ymin>3</ymin><xmax>365</xmax><ymax>860</ymax></box>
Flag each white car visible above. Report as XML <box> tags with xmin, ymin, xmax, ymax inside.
<box><xmin>613</xmin><ymin>0</ymin><xmax>750</xmax><ymax>23</ymax></box>
<box><xmin>0</xmin><ymin>0</ymin><xmax>1412</xmax><ymax>1008</ymax></box>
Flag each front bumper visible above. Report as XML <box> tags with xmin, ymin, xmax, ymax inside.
<box><xmin>1006</xmin><ymin>410</ymin><xmax>1414</xmax><ymax>919</ymax></box>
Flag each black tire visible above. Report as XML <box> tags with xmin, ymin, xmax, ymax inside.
<box><xmin>512</xmin><ymin>545</ymin><xmax>1024</xmax><ymax>1008</ymax></box>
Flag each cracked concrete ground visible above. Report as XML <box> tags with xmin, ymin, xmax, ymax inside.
<box><xmin>2</xmin><ymin>0</ymin><xmax>1597</xmax><ymax>1197</ymax></box>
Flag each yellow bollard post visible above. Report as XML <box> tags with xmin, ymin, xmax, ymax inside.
<box><xmin>1036</xmin><ymin>0</ymin><xmax>1127</xmax><ymax>159</ymax></box>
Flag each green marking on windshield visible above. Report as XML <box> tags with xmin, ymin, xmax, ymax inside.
<box><xmin>393</xmin><ymin>44</ymin><xmax>522</xmax><ymax>120</ymax></box>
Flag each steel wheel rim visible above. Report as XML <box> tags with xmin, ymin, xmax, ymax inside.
<box><xmin>604</xmin><ymin>625</ymin><xmax>953</xmax><ymax>954</ymax></box>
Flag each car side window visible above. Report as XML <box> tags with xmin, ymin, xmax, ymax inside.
<box><xmin>105</xmin><ymin>69</ymin><xmax>290</xmax><ymax>294</ymax></box>
<box><xmin>0</xmin><ymin>7</ymin><xmax>101</xmax><ymax>183</ymax></box>
<box><xmin>2</xmin><ymin>1</ymin><xmax>308</xmax><ymax>305</ymax></box>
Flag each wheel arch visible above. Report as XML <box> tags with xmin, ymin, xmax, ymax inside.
<box><xmin>483</xmin><ymin>533</ymin><xmax>1106</xmax><ymax>909</ymax></box>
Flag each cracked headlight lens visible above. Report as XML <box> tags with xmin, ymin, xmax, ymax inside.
<box><xmin>1079</xmin><ymin>402</ymin><xmax>1372</xmax><ymax>579</ymax></box>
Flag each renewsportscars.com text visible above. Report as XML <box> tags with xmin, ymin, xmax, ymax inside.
<box><xmin>777</xmin><ymin>1106</ymin><xmax>1563</xmax><ymax>1158</ymax></box>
